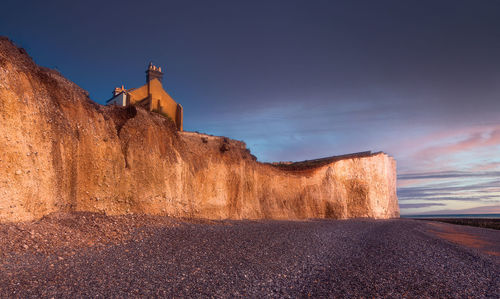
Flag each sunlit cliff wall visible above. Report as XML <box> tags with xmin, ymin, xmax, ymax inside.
<box><xmin>0</xmin><ymin>37</ymin><xmax>399</xmax><ymax>222</ymax></box>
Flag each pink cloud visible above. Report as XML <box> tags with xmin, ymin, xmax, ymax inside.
<box><xmin>398</xmin><ymin>125</ymin><xmax>495</xmax><ymax>152</ymax></box>
<box><xmin>473</xmin><ymin>162</ymin><xmax>500</xmax><ymax>171</ymax></box>
<box><xmin>412</xmin><ymin>125</ymin><xmax>500</xmax><ymax>164</ymax></box>
<box><xmin>484</xmin><ymin>129</ymin><xmax>500</xmax><ymax>146</ymax></box>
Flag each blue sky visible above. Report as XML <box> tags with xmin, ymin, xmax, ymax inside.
<box><xmin>1</xmin><ymin>0</ymin><xmax>499</xmax><ymax>214</ymax></box>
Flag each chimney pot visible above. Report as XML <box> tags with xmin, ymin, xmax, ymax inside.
<box><xmin>146</xmin><ymin>63</ymin><xmax>164</xmax><ymax>83</ymax></box>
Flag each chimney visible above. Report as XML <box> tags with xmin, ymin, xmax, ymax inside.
<box><xmin>113</xmin><ymin>85</ymin><xmax>126</xmax><ymax>96</ymax></box>
<box><xmin>146</xmin><ymin>62</ymin><xmax>164</xmax><ymax>83</ymax></box>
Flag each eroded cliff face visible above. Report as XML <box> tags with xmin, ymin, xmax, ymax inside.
<box><xmin>0</xmin><ymin>38</ymin><xmax>399</xmax><ymax>222</ymax></box>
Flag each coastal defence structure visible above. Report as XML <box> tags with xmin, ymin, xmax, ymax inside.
<box><xmin>106</xmin><ymin>63</ymin><xmax>183</xmax><ymax>131</ymax></box>
<box><xmin>0</xmin><ymin>37</ymin><xmax>399</xmax><ymax>222</ymax></box>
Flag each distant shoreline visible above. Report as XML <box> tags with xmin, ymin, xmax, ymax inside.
<box><xmin>403</xmin><ymin>216</ymin><xmax>500</xmax><ymax>230</ymax></box>
<box><xmin>401</xmin><ymin>213</ymin><xmax>500</xmax><ymax>219</ymax></box>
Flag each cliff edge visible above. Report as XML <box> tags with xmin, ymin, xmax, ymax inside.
<box><xmin>0</xmin><ymin>37</ymin><xmax>399</xmax><ymax>222</ymax></box>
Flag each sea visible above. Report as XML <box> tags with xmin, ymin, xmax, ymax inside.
<box><xmin>401</xmin><ymin>214</ymin><xmax>500</xmax><ymax>219</ymax></box>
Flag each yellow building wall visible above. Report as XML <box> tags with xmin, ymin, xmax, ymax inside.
<box><xmin>127</xmin><ymin>79</ymin><xmax>183</xmax><ymax>131</ymax></box>
<box><xmin>128</xmin><ymin>84</ymin><xmax>149</xmax><ymax>105</ymax></box>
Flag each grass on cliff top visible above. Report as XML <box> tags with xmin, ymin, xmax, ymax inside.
<box><xmin>151</xmin><ymin>109</ymin><xmax>173</xmax><ymax>122</ymax></box>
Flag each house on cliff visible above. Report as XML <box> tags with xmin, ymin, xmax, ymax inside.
<box><xmin>106</xmin><ymin>63</ymin><xmax>183</xmax><ymax>131</ymax></box>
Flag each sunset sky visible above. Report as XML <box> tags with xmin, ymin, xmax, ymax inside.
<box><xmin>1</xmin><ymin>0</ymin><xmax>499</xmax><ymax>215</ymax></box>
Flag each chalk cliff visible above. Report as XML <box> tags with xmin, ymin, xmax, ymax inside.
<box><xmin>0</xmin><ymin>37</ymin><xmax>399</xmax><ymax>222</ymax></box>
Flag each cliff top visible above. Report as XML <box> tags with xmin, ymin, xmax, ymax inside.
<box><xmin>268</xmin><ymin>151</ymin><xmax>386</xmax><ymax>171</ymax></box>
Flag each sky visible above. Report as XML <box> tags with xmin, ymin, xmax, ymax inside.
<box><xmin>1</xmin><ymin>0</ymin><xmax>499</xmax><ymax>215</ymax></box>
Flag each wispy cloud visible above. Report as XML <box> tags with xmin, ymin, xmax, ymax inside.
<box><xmin>407</xmin><ymin>204</ymin><xmax>500</xmax><ymax>216</ymax></box>
<box><xmin>398</xmin><ymin>169</ymin><xmax>500</xmax><ymax>215</ymax></box>
<box><xmin>414</xmin><ymin>128</ymin><xmax>500</xmax><ymax>162</ymax></box>
<box><xmin>399</xmin><ymin>203</ymin><xmax>445</xmax><ymax>209</ymax></box>
<box><xmin>472</xmin><ymin>162</ymin><xmax>500</xmax><ymax>171</ymax></box>
<box><xmin>395</xmin><ymin>124</ymin><xmax>500</xmax><ymax>173</ymax></box>
<box><xmin>399</xmin><ymin>171</ymin><xmax>500</xmax><ymax>181</ymax></box>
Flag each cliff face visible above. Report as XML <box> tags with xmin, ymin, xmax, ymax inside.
<box><xmin>0</xmin><ymin>38</ymin><xmax>399</xmax><ymax>222</ymax></box>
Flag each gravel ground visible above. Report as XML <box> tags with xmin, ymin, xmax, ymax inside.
<box><xmin>0</xmin><ymin>217</ymin><xmax>499</xmax><ymax>298</ymax></box>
